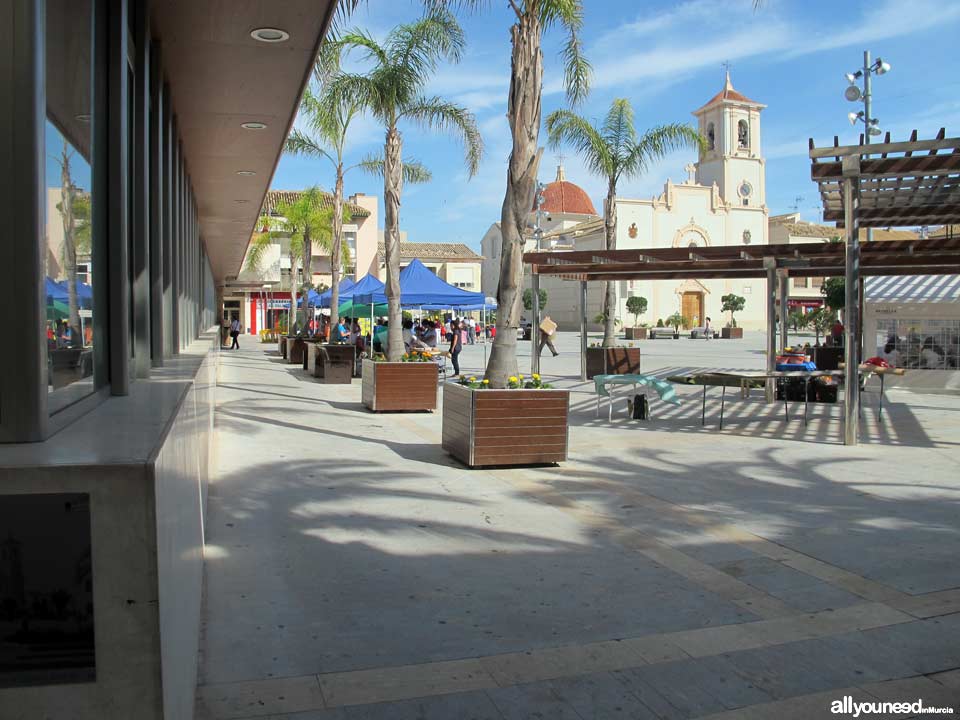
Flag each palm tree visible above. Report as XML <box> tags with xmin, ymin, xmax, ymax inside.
<box><xmin>246</xmin><ymin>188</ymin><xmax>344</xmax><ymax>334</ymax></box>
<box><xmin>328</xmin><ymin>9</ymin><xmax>483</xmax><ymax>360</ymax></box>
<box><xmin>430</xmin><ymin>0</ymin><xmax>590</xmax><ymax>386</ymax></box>
<box><xmin>546</xmin><ymin>99</ymin><xmax>702</xmax><ymax>346</ymax></box>
<box><xmin>55</xmin><ymin>140</ymin><xmax>92</xmax><ymax>346</ymax></box>
<box><xmin>285</xmin><ymin>47</ymin><xmax>433</xmax><ymax>326</ymax></box>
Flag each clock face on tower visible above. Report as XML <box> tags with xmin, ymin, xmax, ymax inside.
<box><xmin>739</xmin><ymin>181</ymin><xmax>753</xmax><ymax>198</ymax></box>
<box><xmin>680</xmin><ymin>229</ymin><xmax>705</xmax><ymax>248</ymax></box>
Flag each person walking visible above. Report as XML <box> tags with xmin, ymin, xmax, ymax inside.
<box><xmin>537</xmin><ymin>315</ymin><xmax>559</xmax><ymax>357</ymax></box>
<box><xmin>448</xmin><ymin>318</ymin><xmax>462</xmax><ymax>377</ymax></box>
<box><xmin>229</xmin><ymin>317</ymin><xmax>241</xmax><ymax>349</ymax></box>
<box><xmin>704</xmin><ymin>316</ymin><xmax>712</xmax><ymax>340</ymax></box>
<box><xmin>467</xmin><ymin>319</ymin><xmax>475</xmax><ymax>344</ymax></box>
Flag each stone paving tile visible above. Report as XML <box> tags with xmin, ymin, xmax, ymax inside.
<box><xmin>610</xmin><ymin>669</ymin><xmax>688</xmax><ymax>720</ymax></box>
<box><xmin>616</xmin><ymin>660</ymin><xmax>731</xmax><ymax>718</ymax></box>
<box><xmin>712</xmin><ymin>643</ymin><xmax>845</xmax><ymax>700</ymax></box>
<box><xmin>318</xmin><ymin>658</ymin><xmax>495</xmax><ymax>708</ymax></box>
<box><xmin>479</xmin><ymin>639</ymin><xmax>650</xmax><ymax>686</ymax></box>
<box><xmin>767</xmin><ymin>581</ymin><xmax>865</xmax><ymax>613</ymax></box>
<box><xmin>858</xmin><ymin>675</ymin><xmax>960</xmax><ymax>710</ymax></box>
<box><xmin>548</xmin><ymin>671</ymin><xmax>662</xmax><ymax>719</ymax></box>
<box><xmin>929</xmin><ymin>669</ymin><xmax>960</xmax><ymax>692</ymax></box>
<box><xmin>860</xmin><ymin>615</ymin><xmax>960</xmax><ymax>675</ymax></box>
<box><xmin>695</xmin><ymin>686</ymin><xmax>882</xmax><ymax>720</ymax></box>
<box><xmin>196</xmin><ymin>675</ymin><xmax>326</xmax><ymax>720</ymax></box>
<box><xmin>486</xmin><ymin>681</ymin><xmax>584</xmax><ymax>720</ymax></box>
<box><xmin>340</xmin><ymin>690</ymin><xmax>506</xmax><ymax>720</ymax></box>
<box><xmin>816</xmin><ymin>631</ymin><xmax>927</xmax><ymax>682</ymax></box>
<box><xmin>715</xmin><ymin>557</ymin><xmax>824</xmax><ymax>595</ymax></box>
<box><xmin>677</xmin><ymin>541</ymin><xmax>762</xmax><ymax>567</ymax></box>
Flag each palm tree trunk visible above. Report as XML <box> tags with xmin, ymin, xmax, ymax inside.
<box><xmin>331</xmin><ymin>166</ymin><xmax>344</xmax><ymax>340</ymax></box>
<box><xmin>601</xmin><ymin>179</ymin><xmax>617</xmax><ymax>347</ymax></box>
<box><xmin>289</xmin><ymin>252</ymin><xmax>299</xmax><ymax>336</ymax></box>
<box><xmin>60</xmin><ymin>143</ymin><xmax>81</xmax><ymax>345</ymax></box>
<box><xmin>300</xmin><ymin>228</ymin><xmax>313</xmax><ymax>331</ymax></box>
<box><xmin>383</xmin><ymin>125</ymin><xmax>404</xmax><ymax>361</ymax></box>
<box><xmin>486</xmin><ymin>11</ymin><xmax>543</xmax><ymax>387</ymax></box>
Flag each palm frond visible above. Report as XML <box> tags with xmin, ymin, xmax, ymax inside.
<box><xmin>541</xmin><ymin>0</ymin><xmax>591</xmax><ymax>105</ymax></box>
<box><xmin>622</xmin><ymin>123</ymin><xmax>704</xmax><ymax>179</ymax></box>
<box><xmin>544</xmin><ymin>109</ymin><xmax>611</xmax><ymax>178</ymax></box>
<box><xmin>356</xmin><ymin>153</ymin><xmax>433</xmax><ymax>184</ymax></box>
<box><xmin>400</xmin><ymin>96</ymin><xmax>483</xmax><ymax>176</ymax></box>
<box><xmin>244</xmin><ymin>225</ymin><xmax>275</xmax><ymax>274</ymax></box>
<box><xmin>285</xmin><ymin>128</ymin><xmax>335</xmax><ymax>165</ymax></box>
<box><xmin>601</xmin><ymin>98</ymin><xmax>637</xmax><ymax>160</ymax></box>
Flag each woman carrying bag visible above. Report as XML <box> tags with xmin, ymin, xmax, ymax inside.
<box><xmin>448</xmin><ymin>319</ymin><xmax>462</xmax><ymax>377</ymax></box>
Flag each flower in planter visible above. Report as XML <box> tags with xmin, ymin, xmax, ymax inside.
<box><xmin>458</xmin><ymin>375</ymin><xmax>485</xmax><ymax>389</ymax></box>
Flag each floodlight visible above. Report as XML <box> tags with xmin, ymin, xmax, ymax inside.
<box><xmin>848</xmin><ymin>111</ymin><xmax>862</xmax><ymax>125</ymax></box>
<box><xmin>844</xmin><ymin>85</ymin><xmax>862</xmax><ymax>102</ymax></box>
<box><xmin>845</xmin><ymin>71</ymin><xmax>861</xmax><ymax>83</ymax></box>
<box><xmin>875</xmin><ymin>58</ymin><xmax>891</xmax><ymax>74</ymax></box>
<box><xmin>868</xmin><ymin>126</ymin><xmax>882</xmax><ymax>136</ymax></box>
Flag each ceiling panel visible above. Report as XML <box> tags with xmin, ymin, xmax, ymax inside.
<box><xmin>151</xmin><ymin>0</ymin><xmax>338</xmax><ymax>283</ymax></box>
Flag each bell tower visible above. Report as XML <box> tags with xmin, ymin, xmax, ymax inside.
<box><xmin>692</xmin><ymin>71</ymin><xmax>766</xmax><ymax>208</ymax></box>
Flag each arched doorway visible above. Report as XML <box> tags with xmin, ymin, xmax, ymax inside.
<box><xmin>675</xmin><ymin>279</ymin><xmax>710</xmax><ymax>328</ymax></box>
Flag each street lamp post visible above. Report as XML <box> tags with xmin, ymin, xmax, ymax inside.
<box><xmin>531</xmin><ymin>182</ymin><xmax>545</xmax><ymax>376</ymax></box>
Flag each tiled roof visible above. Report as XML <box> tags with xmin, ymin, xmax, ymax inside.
<box><xmin>536</xmin><ymin>166</ymin><xmax>598</xmax><ymax>216</ymax></box>
<box><xmin>261</xmin><ymin>189</ymin><xmax>370</xmax><ymax>219</ymax></box>
<box><xmin>376</xmin><ymin>241</ymin><xmax>483</xmax><ymax>260</ymax></box>
<box><xmin>694</xmin><ymin>72</ymin><xmax>763</xmax><ymax>113</ymax></box>
<box><xmin>783</xmin><ymin>222</ymin><xmax>919</xmax><ymax>241</ymax></box>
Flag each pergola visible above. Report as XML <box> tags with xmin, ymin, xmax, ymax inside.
<box><xmin>523</xmin><ymin>130</ymin><xmax>960</xmax><ymax>446</ymax></box>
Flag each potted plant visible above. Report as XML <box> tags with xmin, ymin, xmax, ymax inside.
<box><xmin>721</xmin><ymin>294</ymin><xmax>746</xmax><ymax>338</ymax></box>
<box><xmin>584</xmin><ymin>341</ymin><xmax>641</xmax><ymax>379</ymax></box>
<box><xmin>442</xmin><ymin>373</ymin><xmax>569</xmax><ymax>467</ymax></box>
<box><xmin>665</xmin><ymin>312</ymin><xmax>685</xmax><ymax>339</ymax></box>
<box><xmin>362</xmin><ymin>350</ymin><xmax>439</xmax><ymax>412</ymax></box>
<box><xmin>624</xmin><ymin>296</ymin><xmax>648</xmax><ymax>340</ymax></box>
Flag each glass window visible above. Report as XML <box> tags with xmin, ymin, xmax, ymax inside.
<box><xmin>875</xmin><ymin>318</ymin><xmax>960</xmax><ymax>370</ymax></box>
<box><xmin>45</xmin><ymin>0</ymin><xmax>97</xmax><ymax>412</ymax></box>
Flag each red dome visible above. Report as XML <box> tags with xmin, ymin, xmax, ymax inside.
<box><xmin>536</xmin><ymin>166</ymin><xmax>598</xmax><ymax>216</ymax></box>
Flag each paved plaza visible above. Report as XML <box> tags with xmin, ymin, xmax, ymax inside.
<box><xmin>197</xmin><ymin>332</ymin><xmax>960</xmax><ymax>719</ymax></box>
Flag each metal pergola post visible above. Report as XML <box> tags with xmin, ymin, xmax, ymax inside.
<box><xmin>842</xmin><ymin>155</ymin><xmax>861</xmax><ymax>446</ymax></box>
<box><xmin>765</xmin><ymin>261</ymin><xmax>776</xmax><ymax>402</ymax></box>
<box><xmin>778</xmin><ymin>268</ymin><xmax>789</xmax><ymax>352</ymax></box>
<box><xmin>580</xmin><ymin>280</ymin><xmax>587</xmax><ymax>382</ymax></box>
<box><xmin>531</xmin><ymin>272</ymin><xmax>540</xmax><ymax>376</ymax></box>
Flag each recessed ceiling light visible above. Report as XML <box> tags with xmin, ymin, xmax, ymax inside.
<box><xmin>75</xmin><ymin>114</ymin><xmax>91</xmax><ymax>122</ymax></box>
<box><xmin>250</xmin><ymin>27</ymin><xmax>289</xmax><ymax>43</ymax></box>
<box><xmin>241</xmin><ymin>121</ymin><xmax>268</xmax><ymax>130</ymax></box>
<box><xmin>234</xmin><ymin>199</ymin><xmax>249</xmax><ymax>204</ymax></box>
<box><xmin>236</xmin><ymin>170</ymin><xmax>257</xmax><ymax>176</ymax></box>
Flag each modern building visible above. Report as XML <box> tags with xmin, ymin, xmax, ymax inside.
<box><xmin>378</xmin><ymin>240</ymin><xmax>484</xmax><ymax>292</ymax></box>
<box><xmin>516</xmin><ymin>73</ymin><xmax>773</xmax><ymax>331</ymax></box>
<box><xmin>232</xmin><ymin>189</ymin><xmax>379</xmax><ymax>334</ymax></box>
<box><xmin>0</xmin><ymin>2</ymin><xmax>338</xmax><ymax>718</ymax></box>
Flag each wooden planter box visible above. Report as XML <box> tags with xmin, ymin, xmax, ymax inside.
<box><xmin>585</xmin><ymin>347</ymin><xmax>641</xmax><ymax>379</ymax></box>
<box><xmin>442</xmin><ymin>383</ymin><xmax>569</xmax><ymax>468</ymax></box>
<box><xmin>307</xmin><ymin>343</ymin><xmax>354</xmax><ymax>384</ymax></box>
<box><xmin>279</xmin><ymin>336</ymin><xmax>288</xmax><ymax>358</ymax></box>
<box><xmin>302</xmin><ymin>338</ymin><xmax>322</xmax><ymax>370</ymax></box>
<box><xmin>361</xmin><ymin>359</ymin><xmax>438</xmax><ymax>412</ymax></box>
<box><xmin>624</xmin><ymin>327</ymin><xmax>648</xmax><ymax>340</ymax></box>
<box><xmin>721</xmin><ymin>327</ymin><xmax>744</xmax><ymax>339</ymax></box>
<box><xmin>286</xmin><ymin>337</ymin><xmax>308</xmax><ymax>365</ymax></box>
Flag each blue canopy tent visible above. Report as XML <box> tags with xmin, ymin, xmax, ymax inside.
<box><xmin>45</xmin><ymin>278</ymin><xmax>93</xmax><ymax>305</ymax></box>
<box><xmin>352</xmin><ymin>259</ymin><xmax>484</xmax><ymax>307</ymax></box>
<box><xmin>316</xmin><ymin>277</ymin><xmax>356</xmax><ymax>309</ymax></box>
<box><xmin>295</xmin><ymin>288</ymin><xmax>323</xmax><ymax>308</ymax></box>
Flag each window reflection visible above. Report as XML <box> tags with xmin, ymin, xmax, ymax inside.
<box><xmin>45</xmin><ymin>0</ymin><xmax>95</xmax><ymax>408</ymax></box>
<box><xmin>876</xmin><ymin>318</ymin><xmax>960</xmax><ymax>370</ymax></box>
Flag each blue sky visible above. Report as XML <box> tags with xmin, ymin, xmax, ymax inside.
<box><xmin>271</xmin><ymin>0</ymin><xmax>960</xmax><ymax>251</ymax></box>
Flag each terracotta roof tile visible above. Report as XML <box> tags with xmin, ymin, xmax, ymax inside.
<box><xmin>694</xmin><ymin>72</ymin><xmax>763</xmax><ymax>114</ymax></box>
<box><xmin>376</xmin><ymin>241</ymin><xmax>483</xmax><ymax>260</ymax></box>
<box><xmin>261</xmin><ymin>189</ymin><xmax>370</xmax><ymax>219</ymax></box>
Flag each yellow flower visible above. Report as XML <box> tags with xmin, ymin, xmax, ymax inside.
<box><xmin>532</xmin><ymin>373</ymin><xmax>540</xmax><ymax>380</ymax></box>
<box><xmin>469</xmin><ymin>376</ymin><xmax>476</xmax><ymax>382</ymax></box>
<box><xmin>509</xmin><ymin>376</ymin><xmax>518</xmax><ymax>383</ymax></box>
<box><xmin>519</xmin><ymin>374</ymin><xmax>524</xmax><ymax>379</ymax></box>
<box><xmin>482</xmin><ymin>379</ymin><xmax>489</xmax><ymax>385</ymax></box>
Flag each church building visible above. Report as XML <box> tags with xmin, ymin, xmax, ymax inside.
<box><xmin>485</xmin><ymin>73</ymin><xmax>777</xmax><ymax>332</ymax></box>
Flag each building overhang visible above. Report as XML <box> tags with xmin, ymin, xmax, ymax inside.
<box><xmin>150</xmin><ymin>1</ymin><xmax>339</xmax><ymax>285</ymax></box>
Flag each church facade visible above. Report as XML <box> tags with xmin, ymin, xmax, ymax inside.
<box><xmin>496</xmin><ymin>74</ymin><xmax>778</xmax><ymax>332</ymax></box>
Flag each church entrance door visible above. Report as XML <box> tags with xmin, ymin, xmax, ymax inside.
<box><xmin>681</xmin><ymin>291</ymin><xmax>704</xmax><ymax>328</ymax></box>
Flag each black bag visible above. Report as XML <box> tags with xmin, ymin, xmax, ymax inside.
<box><xmin>631</xmin><ymin>393</ymin><xmax>648</xmax><ymax>420</ymax></box>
